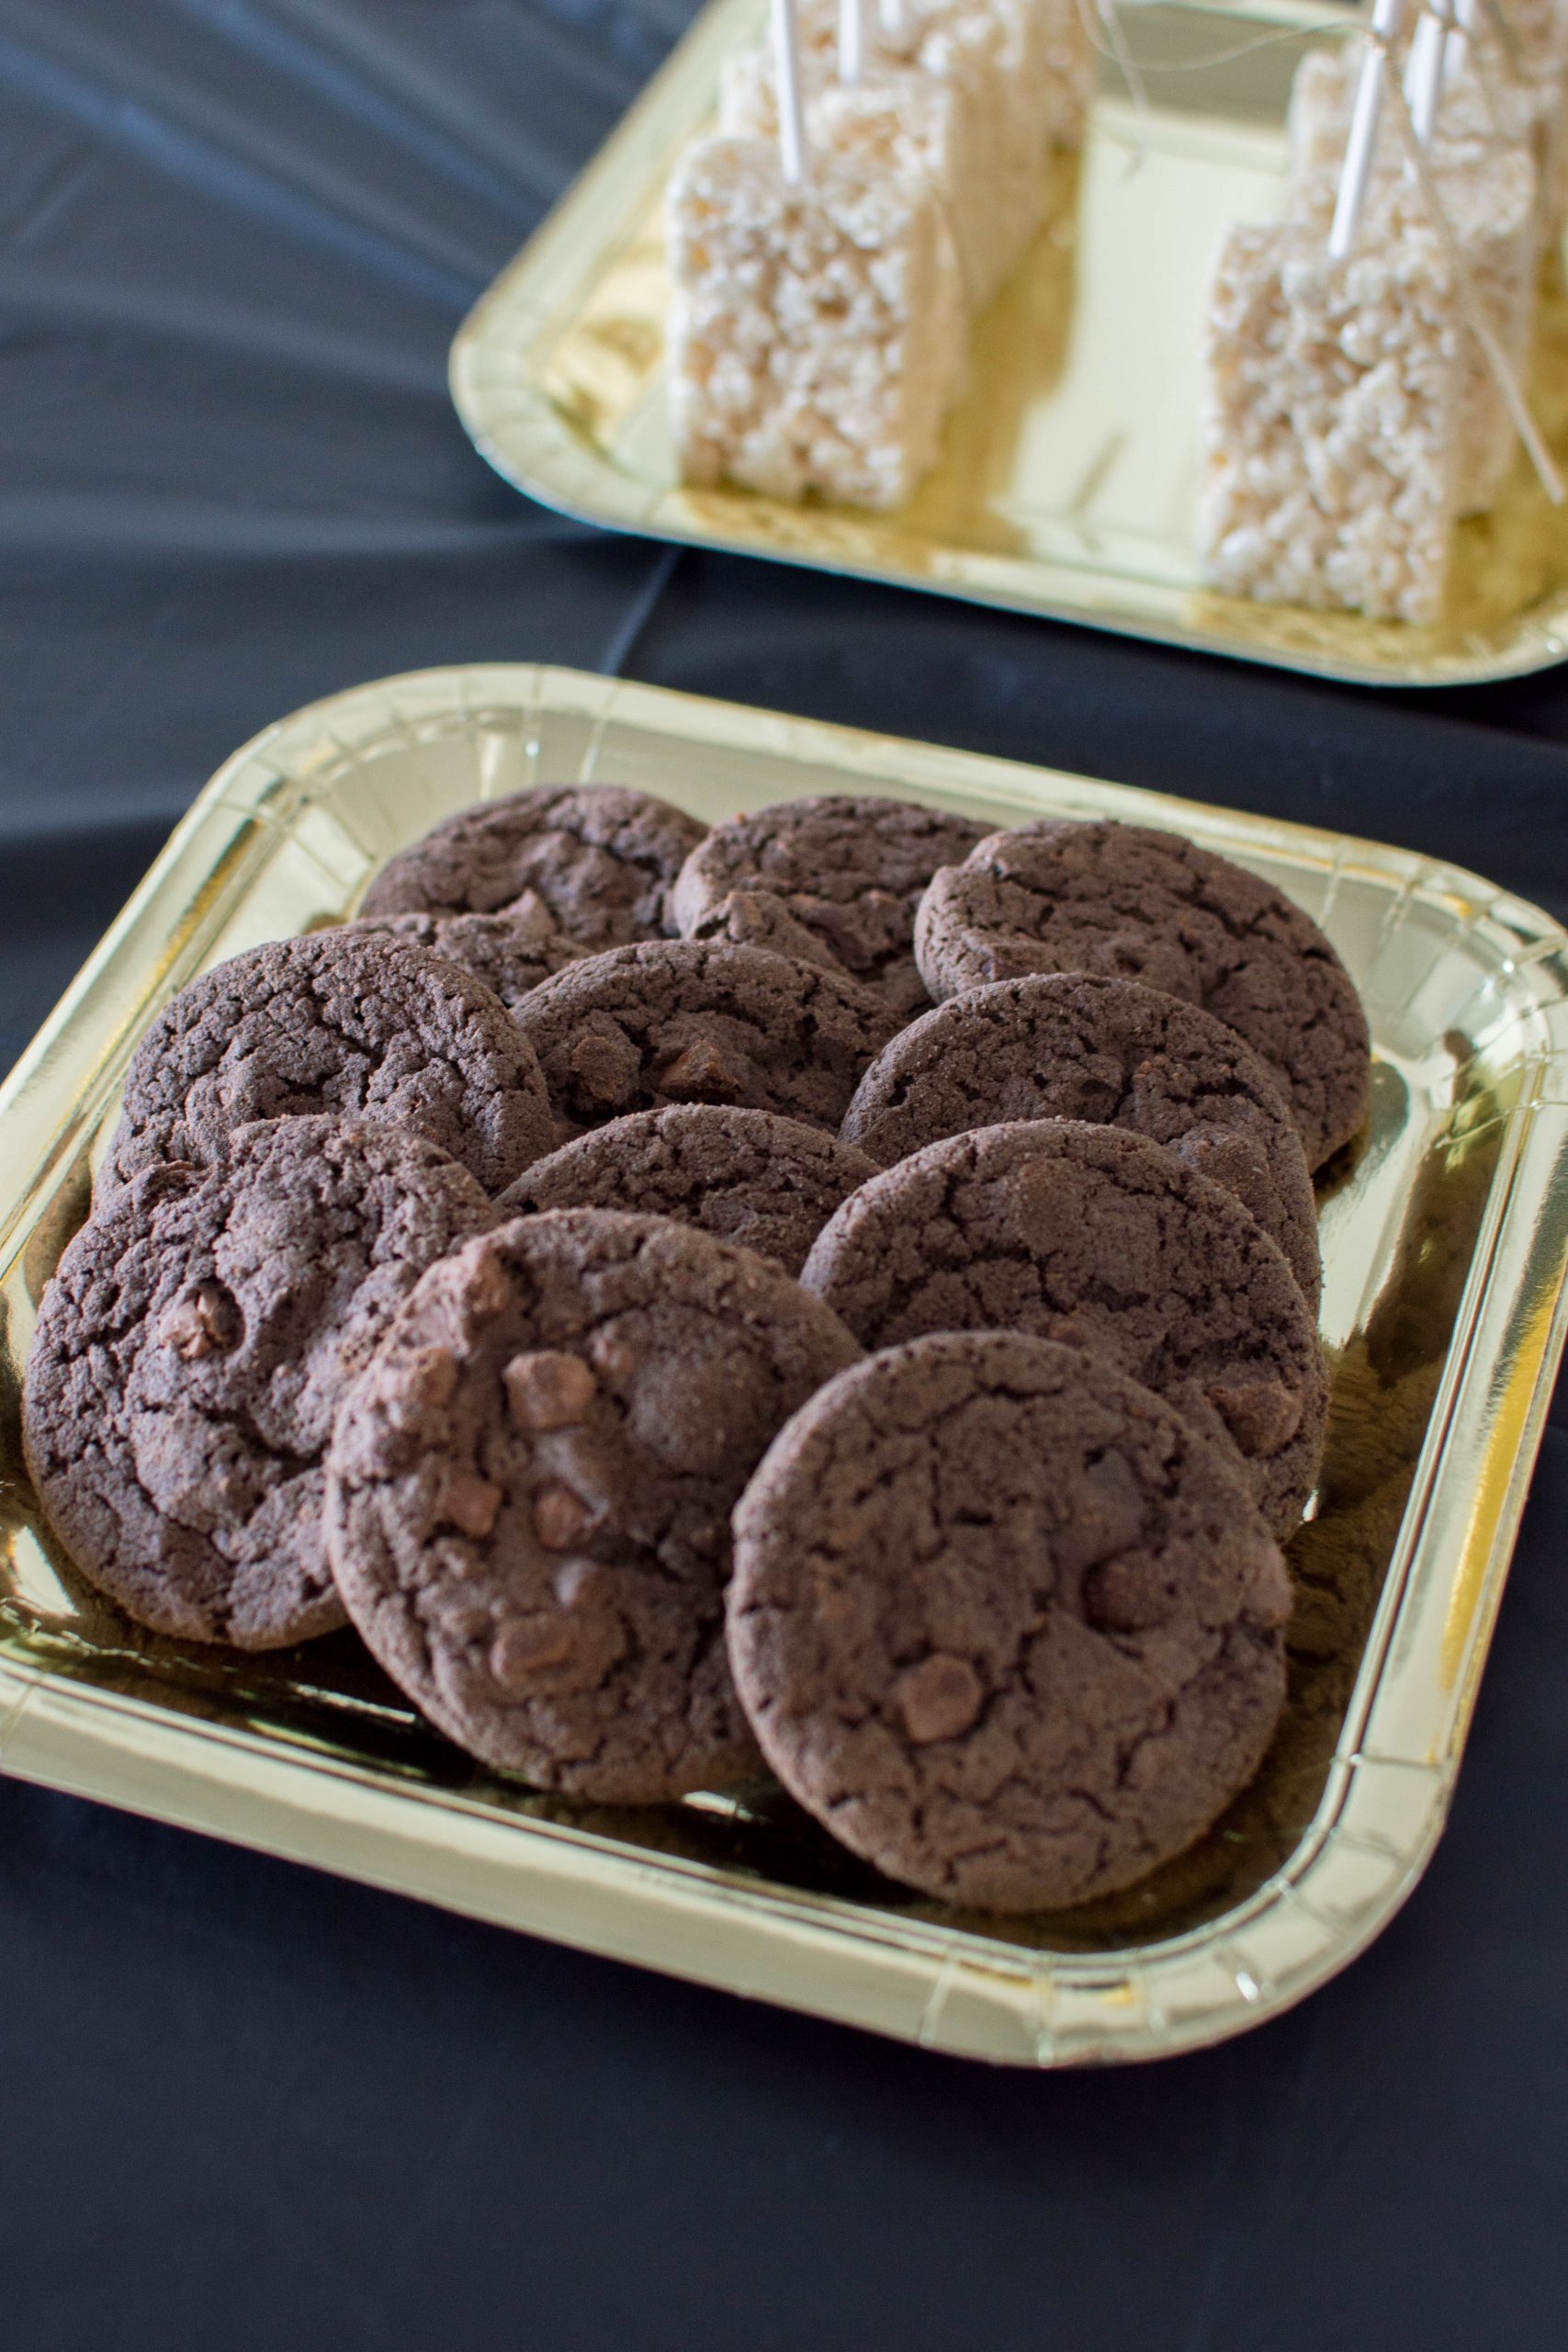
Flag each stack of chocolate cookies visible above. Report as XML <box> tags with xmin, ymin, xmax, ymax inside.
<box><xmin>24</xmin><ymin>779</ymin><xmax>1371</xmax><ymax>1915</ymax></box>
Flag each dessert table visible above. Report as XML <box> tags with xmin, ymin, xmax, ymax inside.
<box><xmin>1</xmin><ymin>3</ymin><xmax>1565</xmax><ymax>2345</ymax></box>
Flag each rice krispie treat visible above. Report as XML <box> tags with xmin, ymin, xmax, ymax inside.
<box><xmin>1285</xmin><ymin>45</ymin><xmax>1541</xmax><ymax>514</ymax></box>
<box><xmin>1288</xmin><ymin>7</ymin><xmax>1568</xmax><ymax>168</ymax></box>
<box><xmin>716</xmin><ymin>0</ymin><xmax>1089</xmax><ymax>311</ymax></box>
<box><xmin>1198</xmin><ymin>217</ymin><xmax>1464</xmax><ymax>624</ymax></box>
<box><xmin>1472</xmin><ymin>0</ymin><xmax>1568</xmax><ymax>152</ymax></box>
<box><xmin>667</xmin><ymin>135</ymin><xmax>965</xmax><ymax>510</ymax></box>
<box><xmin>1443</xmin><ymin>13</ymin><xmax>1568</xmax><ymax>235</ymax></box>
<box><xmin>719</xmin><ymin>50</ymin><xmax>1018</xmax><ymax>313</ymax></box>
<box><xmin>1032</xmin><ymin>0</ymin><xmax>1098</xmax><ymax>153</ymax></box>
<box><xmin>724</xmin><ymin>0</ymin><xmax>1090</xmax><ymax>166</ymax></box>
<box><xmin>1285</xmin><ymin>47</ymin><xmax>1529</xmax><ymax>202</ymax></box>
<box><xmin>1496</xmin><ymin>0</ymin><xmax>1568</xmax><ymax>249</ymax></box>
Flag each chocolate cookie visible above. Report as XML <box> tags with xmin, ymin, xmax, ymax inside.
<box><xmin>513</xmin><ymin>940</ymin><xmax>903</xmax><ymax>1142</ymax></box>
<box><xmin>800</xmin><ymin>1119</ymin><xmax>1326</xmax><ymax>1536</ymax></box>
<box><xmin>339</xmin><ymin>906</ymin><xmax>574</xmax><ymax>1012</ymax></box>
<box><xmin>913</xmin><ymin>818</ymin><xmax>1371</xmax><ymax>1167</ymax></box>
<box><xmin>358</xmin><ymin>783</ymin><xmax>707</xmax><ymax>954</ymax></box>
<box><xmin>671</xmin><ymin>795</ymin><xmax>990</xmax><ymax>1014</ymax></box>
<box><xmin>840</xmin><ymin>972</ymin><xmax>1320</xmax><ymax>1307</ymax></box>
<box><xmin>728</xmin><ymin>1330</ymin><xmax>1292</xmax><ymax>1912</ymax></box>
<box><xmin>500</xmin><ymin>1105</ymin><xmax>880</xmax><ymax>1277</ymax></box>
<box><xmin>22</xmin><ymin>1117</ymin><xmax>497</xmax><ymax>1650</ymax></box>
<box><xmin>325</xmin><ymin>1210</ymin><xmax>862</xmax><ymax>1802</ymax></box>
<box><xmin>680</xmin><ymin>888</ymin><xmax>843</xmax><ymax>975</ymax></box>
<box><xmin>99</xmin><ymin>930</ymin><xmax>553</xmax><ymax>1199</ymax></box>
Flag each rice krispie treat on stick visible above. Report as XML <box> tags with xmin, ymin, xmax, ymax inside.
<box><xmin>1292</xmin><ymin>23</ymin><xmax>1565</xmax><ymax>247</ymax></box>
<box><xmin>667</xmin><ymin>133</ymin><xmax>964</xmax><ymax>508</ymax></box>
<box><xmin>1417</xmin><ymin>0</ymin><xmax>1568</xmax><ymax>236</ymax></box>
<box><xmin>720</xmin><ymin>43</ymin><xmax>1018</xmax><ymax>311</ymax></box>
<box><xmin>1286</xmin><ymin>44</ymin><xmax>1541</xmax><ymax>514</ymax></box>
<box><xmin>1482</xmin><ymin>0</ymin><xmax>1568</xmax><ymax>123</ymax></box>
<box><xmin>719</xmin><ymin>0</ymin><xmax>1089</xmax><ymax>310</ymax></box>
<box><xmin>742</xmin><ymin>0</ymin><xmax>1091</xmax><ymax>164</ymax></box>
<box><xmin>1198</xmin><ymin>217</ymin><xmax>1463</xmax><ymax>624</ymax></box>
<box><xmin>1032</xmin><ymin>0</ymin><xmax>1099</xmax><ymax>152</ymax></box>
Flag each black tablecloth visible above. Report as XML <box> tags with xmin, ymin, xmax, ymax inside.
<box><xmin>4</xmin><ymin>7</ymin><xmax>1566</xmax><ymax>2346</ymax></box>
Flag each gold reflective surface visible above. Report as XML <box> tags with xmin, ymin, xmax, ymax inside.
<box><xmin>450</xmin><ymin>0</ymin><xmax>1568</xmax><ymax>687</ymax></box>
<box><xmin>3</xmin><ymin>663</ymin><xmax>1568</xmax><ymax>2063</ymax></box>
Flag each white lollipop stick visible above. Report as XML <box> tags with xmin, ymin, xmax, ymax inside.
<box><xmin>1404</xmin><ymin>2</ymin><xmax>1450</xmax><ymax>141</ymax></box>
<box><xmin>840</xmin><ymin>0</ymin><xmax>864</xmax><ymax>84</ymax></box>
<box><xmin>1330</xmin><ymin>0</ymin><xmax>1408</xmax><ymax>258</ymax></box>
<box><xmin>772</xmin><ymin>0</ymin><xmax>808</xmax><ymax>183</ymax></box>
<box><xmin>1444</xmin><ymin>0</ymin><xmax>1475</xmax><ymax>78</ymax></box>
<box><xmin>878</xmin><ymin>0</ymin><xmax>907</xmax><ymax>42</ymax></box>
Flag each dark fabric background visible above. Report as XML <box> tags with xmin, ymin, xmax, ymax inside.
<box><xmin>2</xmin><ymin>6</ymin><xmax>1565</xmax><ymax>2346</ymax></box>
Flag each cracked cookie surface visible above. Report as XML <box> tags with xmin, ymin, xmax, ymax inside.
<box><xmin>358</xmin><ymin>783</ymin><xmax>706</xmax><ymax>954</ymax></box>
<box><xmin>100</xmin><ymin>929</ymin><xmax>554</xmax><ymax>1199</ymax></box>
<box><xmin>324</xmin><ymin>1209</ymin><xmax>862</xmax><ymax>1802</ymax></box>
<box><xmin>841</xmin><ymin>971</ymin><xmax>1320</xmax><ymax>1306</ymax></box>
<box><xmin>728</xmin><ymin>1330</ymin><xmax>1292</xmax><ymax>1911</ymax></box>
<box><xmin>499</xmin><ymin>1104</ymin><xmax>880</xmax><ymax>1276</ymax></box>
<box><xmin>913</xmin><ymin>818</ymin><xmax>1370</xmax><ymax>1167</ymax></box>
<box><xmin>23</xmin><ymin>1116</ymin><xmax>497</xmax><ymax>1649</ymax></box>
<box><xmin>339</xmin><ymin>907</ymin><xmax>575</xmax><ymax>1012</ymax></box>
<box><xmin>801</xmin><ymin>1119</ymin><xmax>1327</xmax><ymax>1536</ymax></box>
<box><xmin>671</xmin><ymin>795</ymin><xmax>989</xmax><ymax>1015</ymax></box>
<box><xmin>513</xmin><ymin>939</ymin><xmax>903</xmax><ymax>1141</ymax></box>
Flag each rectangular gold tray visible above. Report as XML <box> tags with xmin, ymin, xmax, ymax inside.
<box><xmin>4</xmin><ymin>662</ymin><xmax>1568</xmax><ymax>2064</ymax></box>
<box><xmin>448</xmin><ymin>0</ymin><xmax>1568</xmax><ymax>688</ymax></box>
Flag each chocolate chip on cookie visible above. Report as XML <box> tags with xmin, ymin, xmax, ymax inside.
<box><xmin>800</xmin><ymin>1118</ymin><xmax>1326</xmax><ymax>1536</ymax></box>
<box><xmin>500</xmin><ymin>1104</ymin><xmax>880</xmax><ymax>1276</ymax></box>
<box><xmin>840</xmin><ymin>972</ymin><xmax>1320</xmax><ymax>1306</ymax></box>
<box><xmin>358</xmin><ymin>783</ymin><xmax>706</xmax><ymax>954</ymax></box>
<box><xmin>671</xmin><ymin>795</ymin><xmax>989</xmax><ymax>1014</ymax></box>
<box><xmin>728</xmin><ymin>1329</ymin><xmax>1292</xmax><ymax>1911</ymax></box>
<box><xmin>513</xmin><ymin>939</ymin><xmax>903</xmax><ymax>1141</ymax></box>
<box><xmin>913</xmin><ymin>818</ymin><xmax>1370</xmax><ymax>1168</ymax></box>
<box><xmin>99</xmin><ymin>929</ymin><xmax>553</xmax><ymax>1198</ymax></box>
<box><xmin>325</xmin><ymin>1209</ymin><xmax>862</xmax><ymax>1802</ymax></box>
<box><xmin>23</xmin><ymin>1117</ymin><xmax>497</xmax><ymax>1649</ymax></box>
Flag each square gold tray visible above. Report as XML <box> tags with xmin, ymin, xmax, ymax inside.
<box><xmin>4</xmin><ymin>662</ymin><xmax>1567</xmax><ymax>2064</ymax></box>
<box><xmin>448</xmin><ymin>0</ymin><xmax>1568</xmax><ymax>688</ymax></box>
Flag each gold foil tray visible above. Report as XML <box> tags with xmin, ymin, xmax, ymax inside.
<box><xmin>3</xmin><ymin>662</ymin><xmax>1567</xmax><ymax>2063</ymax></box>
<box><xmin>448</xmin><ymin>0</ymin><xmax>1568</xmax><ymax>687</ymax></box>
